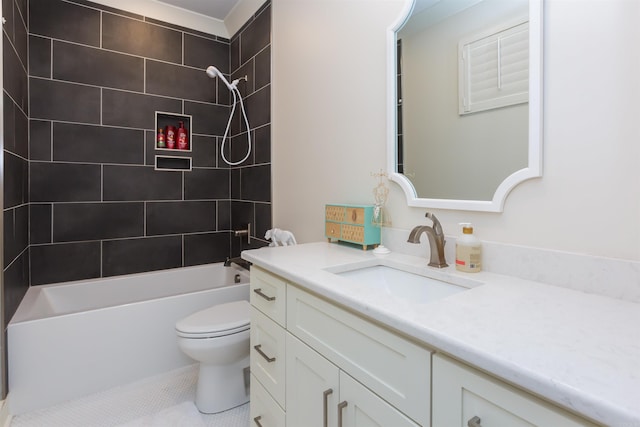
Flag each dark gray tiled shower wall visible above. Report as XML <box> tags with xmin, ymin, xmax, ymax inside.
<box><xmin>21</xmin><ymin>0</ymin><xmax>271</xmax><ymax>287</ymax></box>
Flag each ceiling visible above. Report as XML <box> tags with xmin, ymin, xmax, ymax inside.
<box><xmin>155</xmin><ymin>0</ymin><xmax>241</xmax><ymax>21</ymax></box>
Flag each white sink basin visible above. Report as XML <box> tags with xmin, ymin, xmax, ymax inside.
<box><xmin>335</xmin><ymin>265</ymin><xmax>468</xmax><ymax>304</ymax></box>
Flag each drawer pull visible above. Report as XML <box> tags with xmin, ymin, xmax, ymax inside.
<box><xmin>254</xmin><ymin>415</ymin><xmax>263</xmax><ymax>427</ymax></box>
<box><xmin>323</xmin><ymin>388</ymin><xmax>333</xmax><ymax>427</ymax></box>
<box><xmin>337</xmin><ymin>401</ymin><xmax>348</xmax><ymax>427</ymax></box>
<box><xmin>254</xmin><ymin>288</ymin><xmax>276</xmax><ymax>301</ymax></box>
<box><xmin>468</xmin><ymin>416</ymin><xmax>482</xmax><ymax>427</ymax></box>
<box><xmin>253</xmin><ymin>344</ymin><xmax>276</xmax><ymax>363</ymax></box>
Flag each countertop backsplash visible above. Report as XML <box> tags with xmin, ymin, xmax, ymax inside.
<box><xmin>381</xmin><ymin>227</ymin><xmax>640</xmax><ymax>303</ymax></box>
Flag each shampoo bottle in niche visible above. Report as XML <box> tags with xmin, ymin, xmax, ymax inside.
<box><xmin>156</xmin><ymin>128</ymin><xmax>165</xmax><ymax>148</ymax></box>
<box><xmin>165</xmin><ymin>125</ymin><xmax>176</xmax><ymax>149</ymax></box>
<box><xmin>455</xmin><ymin>223</ymin><xmax>482</xmax><ymax>273</ymax></box>
<box><xmin>177</xmin><ymin>121</ymin><xmax>189</xmax><ymax>150</ymax></box>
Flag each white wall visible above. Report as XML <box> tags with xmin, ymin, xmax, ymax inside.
<box><xmin>272</xmin><ymin>0</ymin><xmax>640</xmax><ymax>261</ymax></box>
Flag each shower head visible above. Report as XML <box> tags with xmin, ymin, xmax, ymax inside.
<box><xmin>206</xmin><ymin>65</ymin><xmax>233</xmax><ymax>90</ymax></box>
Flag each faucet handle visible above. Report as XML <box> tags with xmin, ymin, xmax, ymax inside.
<box><xmin>425</xmin><ymin>212</ymin><xmax>443</xmax><ymax>235</ymax></box>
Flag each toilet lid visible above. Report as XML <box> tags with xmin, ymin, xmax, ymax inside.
<box><xmin>176</xmin><ymin>300</ymin><xmax>250</xmax><ymax>337</ymax></box>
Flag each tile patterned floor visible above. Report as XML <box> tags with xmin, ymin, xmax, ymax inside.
<box><xmin>11</xmin><ymin>364</ymin><xmax>248</xmax><ymax>427</ymax></box>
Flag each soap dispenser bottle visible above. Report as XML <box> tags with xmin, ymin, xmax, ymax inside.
<box><xmin>455</xmin><ymin>223</ymin><xmax>482</xmax><ymax>273</ymax></box>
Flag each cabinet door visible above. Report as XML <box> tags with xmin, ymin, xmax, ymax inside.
<box><xmin>432</xmin><ymin>354</ymin><xmax>598</xmax><ymax>427</ymax></box>
<box><xmin>286</xmin><ymin>333</ymin><xmax>340</xmax><ymax>427</ymax></box>
<box><xmin>338</xmin><ymin>372</ymin><xmax>420</xmax><ymax>427</ymax></box>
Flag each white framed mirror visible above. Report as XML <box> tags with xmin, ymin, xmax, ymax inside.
<box><xmin>387</xmin><ymin>0</ymin><xmax>543</xmax><ymax>212</ymax></box>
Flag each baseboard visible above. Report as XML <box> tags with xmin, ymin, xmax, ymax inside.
<box><xmin>0</xmin><ymin>399</ymin><xmax>13</xmax><ymax>427</ymax></box>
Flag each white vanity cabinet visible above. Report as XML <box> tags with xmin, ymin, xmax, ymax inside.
<box><xmin>250</xmin><ymin>267</ymin><xmax>288</xmax><ymax>427</ymax></box>
<box><xmin>432</xmin><ymin>354</ymin><xmax>599</xmax><ymax>427</ymax></box>
<box><xmin>286</xmin><ymin>332</ymin><xmax>419</xmax><ymax>427</ymax></box>
<box><xmin>250</xmin><ymin>266</ymin><xmax>430</xmax><ymax>427</ymax></box>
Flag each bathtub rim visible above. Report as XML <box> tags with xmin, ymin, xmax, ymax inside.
<box><xmin>10</xmin><ymin>262</ymin><xmax>250</xmax><ymax>324</ymax></box>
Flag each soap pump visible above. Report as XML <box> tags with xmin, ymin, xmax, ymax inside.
<box><xmin>455</xmin><ymin>223</ymin><xmax>482</xmax><ymax>273</ymax></box>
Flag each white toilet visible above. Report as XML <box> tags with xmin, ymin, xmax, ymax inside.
<box><xmin>176</xmin><ymin>300</ymin><xmax>250</xmax><ymax>414</ymax></box>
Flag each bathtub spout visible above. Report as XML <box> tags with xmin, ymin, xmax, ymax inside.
<box><xmin>224</xmin><ymin>257</ymin><xmax>251</xmax><ymax>270</ymax></box>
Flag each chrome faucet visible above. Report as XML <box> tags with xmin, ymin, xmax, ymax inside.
<box><xmin>407</xmin><ymin>212</ymin><xmax>448</xmax><ymax>268</ymax></box>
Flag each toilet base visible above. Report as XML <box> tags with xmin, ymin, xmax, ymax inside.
<box><xmin>195</xmin><ymin>356</ymin><xmax>250</xmax><ymax>414</ymax></box>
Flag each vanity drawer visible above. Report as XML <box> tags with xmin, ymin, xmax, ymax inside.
<box><xmin>250</xmin><ymin>373</ymin><xmax>285</xmax><ymax>427</ymax></box>
<box><xmin>250</xmin><ymin>266</ymin><xmax>286</xmax><ymax>327</ymax></box>
<box><xmin>251</xmin><ymin>307</ymin><xmax>286</xmax><ymax>409</ymax></box>
<box><xmin>286</xmin><ymin>284</ymin><xmax>432</xmax><ymax>427</ymax></box>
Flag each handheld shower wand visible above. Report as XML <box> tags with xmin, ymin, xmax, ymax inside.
<box><xmin>205</xmin><ymin>65</ymin><xmax>252</xmax><ymax>166</ymax></box>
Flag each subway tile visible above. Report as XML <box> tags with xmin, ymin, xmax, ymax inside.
<box><xmin>184</xmin><ymin>168</ymin><xmax>230</xmax><ymax>200</ymax></box>
<box><xmin>4</xmin><ymin>152</ymin><xmax>28</xmax><ymax>209</ymax></box>
<box><xmin>146</xmin><ymin>60</ymin><xmax>215</xmax><ymax>104</ymax></box>
<box><xmin>255</xmin><ymin>46</ymin><xmax>271</xmax><ymax>91</ymax></box>
<box><xmin>230</xmin><ymin>36</ymin><xmax>240</xmax><ymax>74</ymax></box>
<box><xmin>31</xmin><ymin>242</ymin><xmax>101</xmax><ymax>285</ymax></box>
<box><xmin>184</xmin><ymin>101</ymin><xmax>229</xmax><ymax>136</ymax></box>
<box><xmin>255</xmin><ymin>203</ymin><xmax>272</xmax><ymax>241</ymax></box>
<box><xmin>231</xmin><ymin>169</ymin><xmax>241</xmax><ymax>199</ymax></box>
<box><xmin>232</xmin><ymin>60</ymin><xmax>254</xmax><ymax>95</ymax></box>
<box><xmin>53</xmin><ymin>202</ymin><xmax>144</xmax><ymax>242</ymax></box>
<box><xmin>231</xmin><ymin>201</ymin><xmax>254</xmax><ymax>233</ymax></box>
<box><xmin>102</xmin><ymin>13</ymin><xmax>182</xmax><ymax>64</ymax></box>
<box><xmin>102</xmin><ymin>89</ymin><xmax>181</xmax><ymax>129</ymax></box>
<box><xmin>30</xmin><ymin>0</ymin><xmax>100</xmax><ymax>46</ymax></box>
<box><xmin>184</xmin><ymin>34</ymin><xmax>229</xmax><ymax>72</ymax></box>
<box><xmin>2</xmin><ymin>0</ymin><xmax>13</xmax><ymax>46</ymax></box>
<box><xmin>30</xmin><ymin>78</ymin><xmax>100</xmax><ymax>123</ymax></box>
<box><xmin>4</xmin><ymin>33</ymin><xmax>28</xmax><ymax>113</ymax></box>
<box><xmin>103</xmin><ymin>165</ymin><xmax>182</xmax><ymax>201</ymax></box>
<box><xmin>4</xmin><ymin>249</ymin><xmax>30</xmax><ymax>323</ymax></box>
<box><xmin>3</xmin><ymin>95</ymin><xmax>29</xmax><ymax>159</ymax></box>
<box><xmin>184</xmin><ymin>232</ymin><xmax>231</xmax><ymax>266</ymax></box>
<box><xmin>230</xmin><ymin>134</ymin><xmax>252</xmax><ymax>166</ymax></box>
<box><xmin>71</xmin><ymin>0</ymin><xmax>143</xmax><ymax>19</ymax></box>
<box><xmin>191</xmin><ymin>135</ymin><xmax>217</xmax><ymax>168</ymax></box>
<box><xmin>4</xmin><ymin>206</ymin><xmax>29</xmax><ymax>266</ymax></box>
<box><xmin>30</xmin><ymin>120</ymin><xmax>52</xmax><ymax>161</ymax></box>
<box><xmin>53</xmin><ymin>122</ymin><xmax>144</xmax><ymax>164</ymax></box>
<box><xmin>30</xmin><ymin>203</ymin><xmax>52</xmax><ymax>244</ymax></box>
<box><xmin>146</xmin><ymin>201</ymin><xmax>216</xmax><ymax>235</ymax></box>
<box><xmin>53</xmin><ymin>41</ymin><xmax>144</xmax><ymax>92</ymax></box>
<box><xmin>254</xmin><ymin>125</ymin><xmax>271</xmax><ymax>164</ymax></box>
<box><xmin>240</xmin><ymin>164</ymin><xmax>271</xmax><ymax>202</ymax></box>
<box><xmin>27</xmin><ymin>35</ymin><xmax>46</xmax><ymax>81</ymax></box>
<box><xmin>14</xmin><ymin>2</ymin><xmax>28</xmax><ymax>69</ymax></box>
<box><xmin>246</xmin><ymin>85</ymin><xmax>270</xmax><ymax>129</ymax></box>
<box><xmin>231</xmin><ymin>200</ymin><xmax>255</xmax><ymax>256</ymax></box>
<box><xmin>102</xmin><ymin>236</ymin><xmax>182</xmax><ymax>277</ymax></box>
<box><xmin>240</xmin><ymin>5</ymin><xmax>271</xmax><ymax>65</ymax></box>
<box><xmin>30</xmin><ymin>162</ymin><xmax>101</xmax><ymax>202</ymax></box>
<box><xmin>217</xmin><ymin>200</ymin><xmax>231</xmax><ymax>230</ymax></box>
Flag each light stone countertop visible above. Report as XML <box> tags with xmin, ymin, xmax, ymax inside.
<box><xmin>242</xmin><ymin>242</ymin><xmax>640</xmax><ymax>427</ymax></box>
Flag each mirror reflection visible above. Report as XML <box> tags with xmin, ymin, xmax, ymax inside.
<box><xmin>396</xmin><ymin>0</ymin><xmax>534</xmax><ymax>203</ymax></box>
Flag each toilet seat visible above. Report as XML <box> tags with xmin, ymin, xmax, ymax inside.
<box><xmin>176</xmin><ymin>300</ymin><xmax>250</xmax><ymax>339</ymax></box>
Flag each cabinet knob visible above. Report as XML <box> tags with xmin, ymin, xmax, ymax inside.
<box><xmin>254</xmin><ymin>415</ymin><xmax>263</xmax><ymax>427</ymax></box>
<box><xmin>468</xmin><ymin>415</ymin><xmax>482</xmax><ymax>427</ymax></box>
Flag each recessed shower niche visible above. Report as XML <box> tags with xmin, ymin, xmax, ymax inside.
<box><xmin>154</xmin><ymin>112</ymin><xmax>193</xmax><ymax>171</ymax></box>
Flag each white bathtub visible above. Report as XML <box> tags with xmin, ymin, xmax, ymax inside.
<box><xmin>7</xmin><ymin>263</ymin><xmax>250</xmax><ymax>415</ymax></box>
